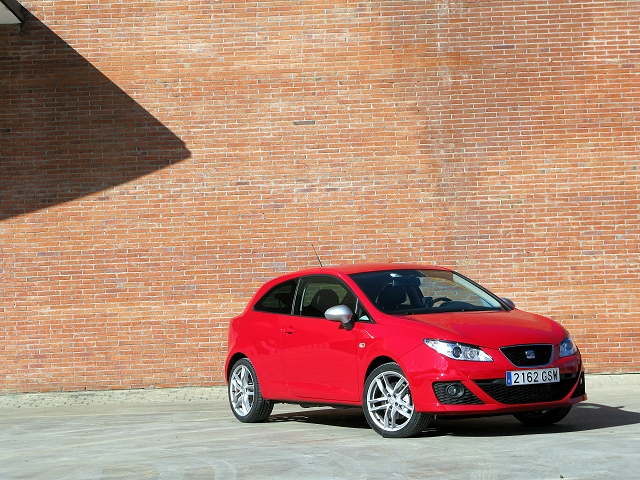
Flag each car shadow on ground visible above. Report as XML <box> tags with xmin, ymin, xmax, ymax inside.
<box><xmin>269</xmin><ymin>407</ymin><xmax>371</xmax><ymax>430</ymax></box>
<box><xmin>268</xmin><ymin>403</ymin><xmax>640</xmax><ymax>437</ymax></box>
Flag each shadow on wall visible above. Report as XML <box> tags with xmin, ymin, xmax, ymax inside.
<box><xmin>0</xmin><ymin>13</ymin><xmax>191</xmax><ymax>220</ymax></box>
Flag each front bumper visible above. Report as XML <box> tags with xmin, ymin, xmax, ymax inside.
<box><xmin>401</xmin><ymin>342</ymin><xmax>587</xmax><ymax>415</ymax></box>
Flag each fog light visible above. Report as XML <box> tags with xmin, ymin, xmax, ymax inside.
<box><xmin>445</xmin><ymin>383</ymin><xmax>465</xmax><ymax>398</ymax></box>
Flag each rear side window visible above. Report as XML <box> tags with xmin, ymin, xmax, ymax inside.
<box><xmin>253</xmin><ymin>280</ymin><xmax>297</xmax><ymax>314</ymax></box>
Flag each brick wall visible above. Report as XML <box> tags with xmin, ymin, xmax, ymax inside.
<box><xmin>1</xmin><ymin>1</ymin><xmax>638</xmax><ymax>392</ymax></box>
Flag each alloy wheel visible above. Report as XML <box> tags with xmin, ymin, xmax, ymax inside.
<box><xmin>230</xmin><ymin>363</ymin><xmax>255</xmax><ymax>417</ymax></box>
<box><xmin>366</xmin><ymin>370</ymin><xmax>415</xmax><ymax>432</ymax></box>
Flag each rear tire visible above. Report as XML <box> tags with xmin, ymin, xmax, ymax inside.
<box><xmin>363</xmin><ymin>362</ymin><xmax>432</xmax><ymax>438</ymax></box>
<box><xmin>228</xmin><ymin>358</ymin><xmax>274</xmax><ymax>423</ymax></box>
<box><xmin>513</xmin><ymin>406</ymin><xmax>572</xmax><ymax>426</ymax></box>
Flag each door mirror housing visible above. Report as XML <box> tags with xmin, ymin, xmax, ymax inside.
<box><xmin>501</xmin><ymin>298</ymin><xmax>516</xmax><ymax>309</ymax></box>
<box><xmin>325</xmin><ymin>305</ymin><xmax>354</xmax><ymax>330</ymax></box>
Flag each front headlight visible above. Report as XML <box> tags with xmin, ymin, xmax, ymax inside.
<box><xmin>559</xmin><ymin>337</ymin><xmax>578</xmax><ymax>357</ymax></box>
<box><xmin>424</xmin><ymin>339</ymin><xmax>493</xmax><ymax>362</ymax></box>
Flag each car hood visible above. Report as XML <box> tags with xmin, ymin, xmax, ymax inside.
<box><xmin>382</xmin><ymin>309</ymin><xmax>567</xmax><ymax>349</ymax></box>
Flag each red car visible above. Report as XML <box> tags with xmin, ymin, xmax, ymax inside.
<box><xmin>225</xmin><ymin>264</ymin><xmax>586</xmax><ymax>438</ymax></box>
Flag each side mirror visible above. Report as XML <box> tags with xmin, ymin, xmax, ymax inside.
<box><xmin>325</xmin><ymin>305</ymin><xmax>354</xmax><ymax>331</ymax></box>
<box><xmin>502</xmin><ymin>298</ymin><xmax>516</xmax><ymax>309</ymax></box>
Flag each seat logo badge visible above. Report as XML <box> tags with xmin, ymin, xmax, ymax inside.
<box><xmin>525</xmin><ymin>350</ymin><xmax>536</xmax><ymax>360</ymax></box>
<box><xmin>359</xmin><ymin>343</ymin><xmax>366</xmax><ymax>349</ymax></box>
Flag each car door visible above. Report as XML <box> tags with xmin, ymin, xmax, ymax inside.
<box><xmin>280</xmin><ymin>275</ymin><xmax>361</xmax><ymax>402</ymax></box>
<box><xmin>246</xmin><ymin>278</ymin><xmax>298</xmax><ymax>399</ymax></box>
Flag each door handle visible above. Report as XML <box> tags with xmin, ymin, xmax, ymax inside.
<box><xmin>284</xmin><ymin>327</ymin><xmax>294</xmax><ymax>334</ymax></box>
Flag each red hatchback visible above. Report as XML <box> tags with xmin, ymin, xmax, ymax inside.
<box><xmin>225</xmin><ymin>264</ymin><xmax>586</xmax><ymax>437</ymax></box>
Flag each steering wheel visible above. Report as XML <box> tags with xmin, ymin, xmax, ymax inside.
<box><xmin>431</xmin><ymin>297</ymin><xmax>452</xmax><ymax>306</ymax></box>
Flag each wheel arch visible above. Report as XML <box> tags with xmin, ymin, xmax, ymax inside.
<box><xmin>226</xmin><ymin>352</ymin><xmax>248</xmax><ymax>382</ymax></box>
<box><xmin>364</xmin><ymin>355</ymin><xmax>397</xmax><ymax>381</ymax></box>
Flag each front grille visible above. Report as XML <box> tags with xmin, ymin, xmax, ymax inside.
<box><xmin>500</xmin><ymin>344</ymin><xmax>553</xmax><ymax>367</ymax></box>
<box><xmin>475</xmin><ymin>374</ymin><xmax>579</xmax><ymax>405</ymax></box>
<box><xmin>433</xmin><ymin>382</ymin><xmax>484</xmax><ymax>405</ymax></box>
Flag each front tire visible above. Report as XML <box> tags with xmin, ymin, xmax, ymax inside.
<box><xmin>513</xmin><ymin>406</ymin><xmax>572</xmax><ymax>426</ymax></box>
<box><xmin>228</xmin><ymin>358</ymin><xmax>274</xmax><ymax>423</ymax></box>
<box><xmin>363</xmin><ymin>362</ymin><xmax>432</xmax><ymax>438</ymax></box>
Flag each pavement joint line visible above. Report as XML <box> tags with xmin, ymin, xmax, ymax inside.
<box><xmin>0</xmin><ymin>374</ymin><xmax>638</xmax><ymax>409</ymax></box>
<box><xmin>0</xmin><ymin>386</ymin><xmax>228</xmax><ymax>409</ymax></box>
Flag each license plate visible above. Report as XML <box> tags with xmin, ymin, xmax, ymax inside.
<box><xmin>506</xmin><ymin>368</ymin><xmax>560</xmax><ymax>386</ymax></box>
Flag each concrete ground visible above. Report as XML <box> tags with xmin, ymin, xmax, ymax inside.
<box><xmin>1</xmin><ymin>374</ymin><xmax>639</xmax><ymax>480</ymax></box>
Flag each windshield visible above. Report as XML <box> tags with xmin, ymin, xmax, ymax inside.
<box><xmin>349</xmin><ymin>269</ymin><xmax>505</xmax><ymax>314</ymax></box>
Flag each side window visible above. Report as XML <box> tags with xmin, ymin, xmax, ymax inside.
<box><xmin>354</xmin><ymin>302</ymin><xmax>372</xmax><ymax>323</ymax></box>
<box><xmin>253</xmin><ymin>280</ymin><xmax>297</xmax><ymax>314</ymax></box>
<box><xmin>296</xmin><ymin>276</ymin><xmax>355</xmax><ymax>318</ymax></box>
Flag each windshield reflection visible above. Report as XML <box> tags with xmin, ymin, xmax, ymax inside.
<box><xmin>349</xmin><ymin>270</ymin><xmax>506</xmax><ymax>314</ymax></box>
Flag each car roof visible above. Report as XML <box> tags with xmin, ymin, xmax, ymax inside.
<box><xmin>277</xmin><ymin>263</ymin><xmax>452</xmax><ymax>278</ymax></box>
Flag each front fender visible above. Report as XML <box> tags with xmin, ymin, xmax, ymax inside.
<box><xmin>356</xmin><ymin>322</ymin><xmax>425</xmax><ymax>393</ymax></box>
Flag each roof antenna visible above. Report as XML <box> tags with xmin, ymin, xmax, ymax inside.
<box><xmin>311</xmin><ymin>244</ymin><xmax>323</xmax><ymax>267</ymax></box>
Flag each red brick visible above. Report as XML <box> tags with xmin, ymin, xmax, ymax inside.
<box><xmin>1</xmin><ymin>0</ymin><xmax>639</xmax><ymax>392</ymax></box>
